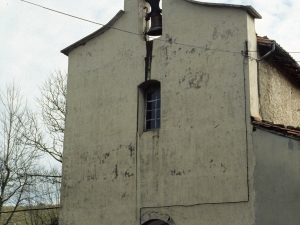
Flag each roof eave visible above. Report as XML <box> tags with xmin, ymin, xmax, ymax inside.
<box><xmin>252</xmin><ymin>117</ymin><xmax>300</xmax><ymax>141</ymax></box>
<box><xmin>61</xmin><ymin>10</ymin><xmax>125</xmax><ymax>56</ymax></box>
<box><xmin>185</xmin><ymin>0</ymin><xmax>262</xmax><ymax>19</ymax></box>
<box><xmin>257</xmin><ymin>36</ymin><xmax>300</xmax><ymax>79</ymax></box>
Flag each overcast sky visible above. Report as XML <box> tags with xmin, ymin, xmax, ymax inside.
<box><xmin>1</xmin><ymin>0</ymin><xmax>300</xmax><ymax>104</ymax></box>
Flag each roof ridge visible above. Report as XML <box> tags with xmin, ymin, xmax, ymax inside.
<box><xmin>185</xmin><ymin>0</ymin><xmax>262</xmax><ymax>19</ymax></box>
<box><xmin>61</xmin><ymin>10</ymin><xmax>125</xmax><ymax>56</ymax></box>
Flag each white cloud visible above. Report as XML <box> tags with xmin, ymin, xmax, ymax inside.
<box><xmin>0</xmin><ymin>0</ymin><xmax>10</xmax><ymax>10</ymax></box>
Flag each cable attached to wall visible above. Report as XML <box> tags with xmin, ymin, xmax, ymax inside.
<box><xmin>19</xmin><ymin>0</ymin><xmax>256</xmax><ymax>57</ymax></box>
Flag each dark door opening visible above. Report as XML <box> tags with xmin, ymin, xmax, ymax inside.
<box><xmin>142</xmin><ymin>219</ymin><xmax>169</xmax><ymax>225</ymax></box>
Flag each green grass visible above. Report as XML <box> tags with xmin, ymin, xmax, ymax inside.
<box><xmin>1</xmin><ymin>206</ymin><xmax>59</xmax><ymax>225</ymax></box>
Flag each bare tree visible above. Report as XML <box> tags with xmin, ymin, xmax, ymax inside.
<box><xmin>13</xmin><ymin>72</ymin><xmax>66</xmax><ymax>224</ymax></box>
<box><xmin>23</xmin><ymin>71</ymin><xmax>67</xmax><ymax>163</ymax></box>
<box><xmin>0</xmin><ymin>83</ymin><xmax>42</xmax><ymax>225</ymax></box>
<box><xmin>23</xmin><ymin>168</ymin><xmax>61</xmax><ymax>225</ymax></box>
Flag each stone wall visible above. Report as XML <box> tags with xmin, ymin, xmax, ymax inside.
<box><xmin>260</xmin><ymin>61</ymin><xmax>300</xmax><ymax>127</ymax></box>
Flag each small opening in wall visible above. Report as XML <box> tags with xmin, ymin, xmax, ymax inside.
<box><xmin>145</xmin><ymin>0</ymin><xmax>162</xmax><ymax>38</ymax></box>
<box><xmin>145</xmin><ymin>88</ymin><xmax>161</xmax><ymax>130</ymax></box>
<box><xmin>138</xmin><ymin>80</ymin><xmax>161</xmax><ymax>133</ymax></box>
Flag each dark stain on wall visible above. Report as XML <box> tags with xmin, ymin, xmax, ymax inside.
<box><xmin>113</xmin><ymin>165</ymin><xmax>118</xmax><ymax>179</ymax></box>
<box><xmin>104</xmin><ymin>153</ymin><xmax>110</xmax><ymax>159</ymax></box>
<box><xmin>178</xmin><ymin>67</ymin><xmax>209</xmax><ymax>89</ymax></box>
<box><xmin>124</xmin><ymin>171</ymin><xmax>134</xmax><ymax>178</ymax></box>
<box><xmin>212</xmin><ymin>27</ymin><xmax>218</xmax><ymax>40</ymax></box>
<box><xmin>170</xmin><ymin>169</ymin><xmax>189</xmax><ymax>176</ymax></box>
<box><xmin>288</xmin><ymin>139</ymin><xmax>294</xmax><ymax>150</ymax></box>
<box><xmin>221</xmin><ymin>163</ymin><xmax>227</xmax><ymax>173</ymax></box>
<box><xmin>87</xmin><ymin>174</ymin><xmax>98</xmax><ymax>181</ymax></box>
<box><xmin>166</xmin><ymin>34</ymin><xmax>173</xmax><ymax>44</ymax></box>
<box><xmin>188</xmin><ymin>71</ymin><xmax>209</xmax><ymax>89</ymax></box>
<box><xmin>80</xmin><ymin>151</ymin><xmax>111</xmax><ymax>165</ymax></box>
<box><xmin>113</xmin><ymin>144</ymin><xmax>135</xmax><ymax>157</ymax></box>
<box><xmin>128</xmin><ymin>143</ymin><xmax>135</xmax><ymax>157</ymax></box>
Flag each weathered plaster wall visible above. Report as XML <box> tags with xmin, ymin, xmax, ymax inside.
<box><xmin>252</xmin><ymin>129</ymin><xmax>300</xmax><ymax>225</ymax></box>
<box><xmin>60</xmin><ymin>0</ymin><xmax>147</xmax><ymax>224</ymax></box>
<box><xmin>60</xmin><ymin>0</ymin><xmax>261</xmax><ymax>224</ymax></box>
<box><xmin>139</xmin><ymin>0</ymin><xmax>254</xmax><ymax>208</ymax></box>
<box><xmin>260</xmin><ymin>61</ymin><xmax>300</xmax><ymax>126</ymax></box>
<box><xmin>141</xmin><ymin>201</ymin><xmax>256</xmax><ymax>225</ymax></box>
<box><xmin>139</xmin><ymin>2</ymin><xmax>260</xmax><ymax>224</ymax></box>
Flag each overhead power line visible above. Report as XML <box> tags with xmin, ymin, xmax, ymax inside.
<box><xmin>21</xmin><ymin>0</ymin><xmax>300</xmax><ymax>59</ymax></box>
<box><xmin>25</xmin><ymin>174</ymin><xmax>62</xmax><ymax>178</ymax></box>
<box><xmin>1</xmin><ymin>206</ymin><xmax>59</xmax><ymax>214</ymax></box>
<box><xmin>20</xmin><ymin>0</ymin><xmax>240</xmax><ymax>54</ymax></box>
<box><xmin>20</xmin><ymin>0</ymin><xmax>143</xmax><ymax>36</ymax></box>
<box><xmin>249</xmin><ymin>50</ymin><xmax>300</xmax><ymax>54</ymax></box>
<box><xmin>20</xmin><ymin>0</ymin><xmax>105</xmax><ymax>26</ymax></box>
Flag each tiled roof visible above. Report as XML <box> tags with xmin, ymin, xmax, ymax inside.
<box><xmin>257</xmin><ymin>36</ymin><xmax>300</xmax><ymax>81</ymax></box>
<box><xmin>252</xmin><ymin>117</ymin><xmax>300</xmax><ymax>140</ymax></box>
<box><xmin>255</xmin><ymin>36</ymin><xmax>300</xmax><ymax>139</ymax></box>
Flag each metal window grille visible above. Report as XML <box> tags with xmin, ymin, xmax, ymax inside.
<box><xmin>145</xmin><ymin>89</ymin><xmax>161</xmax><ymax>130</ymax></box>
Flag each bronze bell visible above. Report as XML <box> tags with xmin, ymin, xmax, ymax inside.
<box><xmin>145</xmin><ymin>0</ymin><xmax>162</xmax><ymax>36</ymax></box>
<box><xmin>147</xmin><ymin>14</ymin><xmax>162</xmax><ymax>36</ymax></box>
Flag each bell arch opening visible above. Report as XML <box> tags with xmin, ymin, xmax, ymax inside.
<box><xmin>144</xmin><ymin>0</ymin><xmax>162</xmax><ymax>38</ymax></box>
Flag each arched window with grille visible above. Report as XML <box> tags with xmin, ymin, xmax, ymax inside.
<box><xmin>138</xmin><ymin>80</ymin><xmax>161</xmax><ymax>132</ymax></box>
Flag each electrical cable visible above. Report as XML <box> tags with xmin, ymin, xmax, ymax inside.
<box><xmin>21</xmin><ymin>0</ymin><xmax>240</xmax><ymax>55</ymax></box>
<box><xmin>0</xmin><ymin>206</ymin><xmax>59</xmax><ymax>214</ymax></box>
<box><xmin>20</xmin><ymin>0</ymin><xmax>144</xmax><ymax>37</ymax></box>
<box><xmin>21</xmin><ymin>0</ymin><xmax>298</xmax><ymax>58</ymax></box>
<box><xmin>249</xmin><ymin>51</ymin><xmax>300</xmax><ymax>53</ymax></box>
<box><xmin>20</xmin><ymin>0</ymin><xmax>105</xmax><ymax>26</ymax></box>
<box><xmin>242</xmin><ymin>53</ymin><xmax>300</xmax><ymax>63</ymax></box>
<box><xmin>25</xmin><ymin>174</ymin><xmax>61</xmax><ymax>178</ymax></box>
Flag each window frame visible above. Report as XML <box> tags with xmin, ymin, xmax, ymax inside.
<box><xmin>144</xmin><ymin>87</ymin><xmax>161</xmax><ymax>130</ymax></box>
<box><xmin>138</xmin><ymin>80</ymin><xmax>161</xmax><ymax>132</ymax></box>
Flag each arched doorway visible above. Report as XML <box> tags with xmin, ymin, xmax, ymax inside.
<box><xmin>141</xmin><ymin>212</ymin><xmax>175</xmax><ymax>225</ymax></box>
<box><xmin>142</xmin><ymin>219</ymin><xmax>169</xmax><ymax>225</ymax></box>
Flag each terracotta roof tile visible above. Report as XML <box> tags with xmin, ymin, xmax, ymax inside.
<box><xmin>257</xmin><ymin>36</ymin><xmax>300</xmax><ymax>81</ymax></box>
<box><xmin>251</xmin><ymin>117</ymin><xmax>300</xmax><ymax>140</ymax></box>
